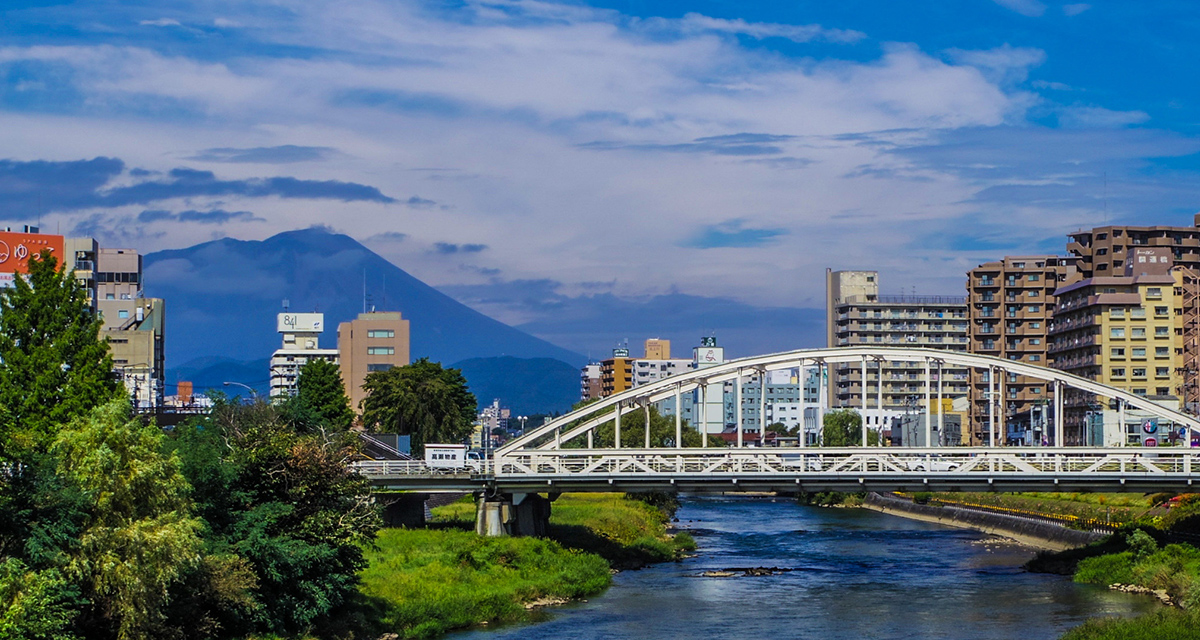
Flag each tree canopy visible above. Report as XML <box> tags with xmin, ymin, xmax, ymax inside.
<box><xmin>359</xmin><ymin>358</ymin><xmax>476</xmax><ymax>454</ymax></box>
<box><xmin>821</xmin><ymin>409</ymin><xmax>878</xmax><ymax>446</ymax></box>
<box><xmin>292</xmin><ymin>358</ymin><xmax>355</xmax><ymax>431</ymax></box>
<box><xmin>0</xmin><ymin>251</ymin><xmax>118</xmax><ymax>462</ymax></box>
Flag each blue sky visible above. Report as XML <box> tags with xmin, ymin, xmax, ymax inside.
<box><xmin>2</xmin><ymin>0</ymin><xmax>1200</xmax><ymax>355</ymax></box>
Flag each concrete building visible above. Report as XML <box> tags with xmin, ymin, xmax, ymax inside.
<box><xmin>1050</xmin><ymin>247</ymin><xmax>1185</xmax><ymax>445</ymax></box>
<box><xmin>1067</xmin><ymin>216</ymin><xmax>1200</xmax><ymax>278</ymax></box>
<box><xmin>337</xmin><ymin>311</ymin><xmax>411</xmax><ymax>410</ymax></box>
<box><xmin>966</xmin><ymin>256</ymin><xmax>1081</xmax><ymax>445</ymax></box>
<box><xmin>644</xmin><ymin>338</ymin><xmax>670</xmax><ymax>360</ymax></box>
<box><xmin>599</xmin><ymin>348</ymin><xmax>633</xmax><ymax>397</ymax></box>
<box><xmin>580</xmin><ymin>363</ymin><xmax>603</xmax><ymax>401</ymax></box>
<box><xmin>826</xmin><ymin>269</ymin><xmax>970</xmax><ymax>415</ymax></box>
<box><xmin>94</xmin><ymin>248</ymin><xmax>165</xmax><ymax>410</ymax></box>
<box><xmin>269</xmin><ymin>312</ymin><xmax>338</xmax><ymax>398</ymax></box>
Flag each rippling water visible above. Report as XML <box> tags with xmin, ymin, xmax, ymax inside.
<box><xmin>450</xmin><ymin>495</ymin><xmax>1155</xmax><ymax>640</ymax></box>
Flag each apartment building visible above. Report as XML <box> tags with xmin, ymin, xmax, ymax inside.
<box><xmin>580</xmin><ymin>363</ymin><xmax>603</xmax><ymax>401</ymax></box>
<box><xmin>599</xmin><ymin>349</ymin><xmax>633</xmax><ymax>397</ymax></box>
<box><xmin>337</xmin><ymin>311</ymin><xmax>411</xmax><ymax>410</ymax></box>
<box><xmin>826</xmin><ymin>269</ymin><xmax>971</xmax><ymax>415</ymax></box>
<box><xmin>269</xmin><ymin>312</ymin><xmax>338</xmax><ymax>398</ymax></box>
<box><xmin>966</xmin><ymin>255</ymin><xmax>1081</xmax><ymax>445</ymax></box>
<box><xmin>1050</xmin><ymin>247</ymin><xmax>1185</xmax><ymax>445</ymax></box>
<box><xmin>1067</xmin><ymin>216</ymin><xmax>1200</xmax><ymax>278</ymax></box>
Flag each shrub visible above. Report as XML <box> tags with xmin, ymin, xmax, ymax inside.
<box><xmin>1075</xmin><ymin>552</ymin><xmax>1135</xmax><ymax>586</ymax></box>
<box><xmin>912</xmin><ymin>492</ymin><xmax>933</xmax><ymax>505</ymax></box>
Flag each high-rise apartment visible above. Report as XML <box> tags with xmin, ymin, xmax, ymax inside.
<box><xmin>1050</xmin><ymin>247</ymin><xmax>1185</xmax><ymax>445</ymax></box>
<box><xmin>1067</xmin><ymin>216</ymin><xmax>1200</xmax><ymax>278</ymax></box>
<box><xmin>269</xmin><ymin>312</ymin><xmax>338</xmax><ymax>398</ymax></box>
<box><xmin>965</xmin><ymin>256</ymin><xmax>1081</xmax><ymax>445</ymax></box>
<box><xmin>827</xmin><ymin>269</ymin><xmax>971</xmax><ymax>417</ymax></box>
<box><xmin>644</xmin><ymin>338</ymin><xmax>670</xmax><ymax>360</ymax></box>
<box><xmin>337</xmin><ymin>311</ymin><xmax>411</xmax><ymax>410</ymax></box>
<box><xmin>92</xmin><ymin>248</ymin><xmax>166</xmax><ymax>409</ymax></box>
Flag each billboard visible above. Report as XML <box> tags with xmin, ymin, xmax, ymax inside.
<box><xmin>1141</xmin><ymin>418</ymin><xmax>1158</xmax><ymax>447</ymax></box>
<box><xmin>0</xmin><ymin>232</ymin><xmax>64</xmax><ymax>276</ymax></box>
<box><xmin>277</xmin><ymin>313</ymin><xmax>324</xmax><ymax>333</ymax></box>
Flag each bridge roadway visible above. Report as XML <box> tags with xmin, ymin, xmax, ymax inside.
<box><xmin>352</xmin><ymin>447</ymin><xmax>1200</xmax><ymax>494</ymax></box>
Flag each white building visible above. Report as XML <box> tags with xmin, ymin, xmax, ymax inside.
<box><xmin>269</xmin><ymin>312</ymin><xmax>339</xmax><ymax>398</ymax></box>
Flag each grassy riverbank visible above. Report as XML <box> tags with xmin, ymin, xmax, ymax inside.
<box><xmin>931</xmin><ymin>491</ymin><xmax>1156</xmax><ymax>525</ymax></box>
<box><xmin>347</xmin><ymin>493</ymin><xmax>693</xmax><ymax>639</ymax></box>
<box><xmin>431</xmin><ymin>492</ymin><xmax>696</xmax><ymax>567</ymax></box>
<box><xmin>356</xmin><ymin>529</ymin><xmax>611</xmax><ymax>639</ymax></box>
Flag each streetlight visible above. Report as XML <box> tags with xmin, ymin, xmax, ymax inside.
<box><xmin>223</xmin><ymin>381</ymin><xmax>258</xmax><ymax>400</ymax></box>
<box><xmin>518</xmin><ymin>415</ymin><xmax>528</xmax><ymax>434</ymax></box>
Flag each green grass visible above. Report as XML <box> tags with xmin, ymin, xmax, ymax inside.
<box><xmin>1061</xmin><ymin>608</ymin><xmax>1200</xmax><ymax>640</ymax></box>
<box><xmin>358</xmin><ymin>528</ymin><xmax>611</xmax><ymax>639</ymax></box>
<box><xmin>933</xmin><ymin>492</ymin><xmax>1155</xmax><ymax>524</ymax></box>
<box><xmin>431</xmin><ymin>493</ymin><xmax>695</xmax><ymax>567</ymax></box>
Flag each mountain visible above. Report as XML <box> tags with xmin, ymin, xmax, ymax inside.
<box><xmin>145</xmin><ymin>228</ymin><xmax>586</xmax><ymax>384</ymax></box>
<box><xmin>451</xmin><ymin>356</ymin><xmax>580</xmax><ymax>415</ymax></box>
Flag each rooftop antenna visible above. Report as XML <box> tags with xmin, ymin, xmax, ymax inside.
<box><xmin>282</xmin><ymin>299</ymin><xmax>290</xmax><ymax>311</ymax></box>
<box><xmin>362</xmin><ymin>269</ymin><xmax>367</xmax><ymax>315</ymax></box>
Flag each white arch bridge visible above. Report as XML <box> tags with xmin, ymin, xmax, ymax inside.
<box><xmin>354</xmin><ymin>347</ymin><xmax>1200</xmax><ymax>494</ymax></box>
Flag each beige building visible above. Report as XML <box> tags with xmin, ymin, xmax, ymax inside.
<box><xmin>94</xmin><ymin>247</ymin><xmax>165</xmax><ymax>409</ymax></box>
<box><xmin>644</xmin><ymin>338</ymin><xmax>670</xmax><ymax>360</ymax></box>
<box><xmin>966</xmin><ymin>256</ymin><xmax>1080</xmax><ymax>445</ymax></box>
<box><xmin>826</xmin><ymin>269</ymin><xmax>970</xmax><ymax>419</ymax></box>
<box><xmin>269</xmin><ymin>312</ymin><xmax>338</xmax><ymax>398</ymax></box>
<box><xmin>1050</xmin><ymin>247</ymin><xmax>1185</xmax><ymax>445</ymax></box>
<box><xmin>337</xmin><ymin>311</ymin><xmax>411</xmax><ymax>410</ymax></box>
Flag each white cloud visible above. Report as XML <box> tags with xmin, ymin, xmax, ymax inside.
<box><xmin>1059</xmin><ymin>105</ymin><xmax>1150</xmax><ymax>128</ymax></box>
<box><xmin>139</xmin><ymin>18</ymin><xmax>182</xmax><ymax>27</ymax></box>
<box><xmin>0</xmin><ymin>0</ymin><xmax>1181</xmax><ymax>324</ymax></box>
<box><xmin>213</xmin><ymin>17</ymin><xmax>242</xmax><ymax>28</ymax></box>
<box><xmin>677</xmin><ymin>13</ymin><xmax>866</xmax><ymax>44</ymax></box>
<box><xmin>1063</xmin><ymin>4</ymin><xmax>1092</xmax><ymax>16</ymax></box>
<box><xmin>990</xmin><ymin>0</ymin><xmax>1047</xmax><ymax>17</ymax></box>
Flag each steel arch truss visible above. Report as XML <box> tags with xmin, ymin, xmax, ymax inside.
<box><xmin>498</xmin><ymin>346</ymin><xmax>1200</xmax><ymax>456</ymax></box>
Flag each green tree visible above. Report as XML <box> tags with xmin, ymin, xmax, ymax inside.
<box><xmin>166</xmin><ymin>400</ymin><xmax>380</xmax><ymax>635</ymax></box>
<box><xmin>580</xmin><ymin>405</ymin><xmax>718</xmax><ymax>448</ymax></box>
<box><xmin>0</xmin><ymin>559</ymin><xmax>78</xmax><ymax>640</ymax></box>
<box><xmin>360</xmin><ymin>358</ymin><xmax>476</xmax><ymax>454</ymax></box>
<box><xmin>52</xmin><ymin>399</ymin><xmax>202</xmax><ymax>640</ymax></box>
<box><xmin>292</xmin><ymin>358</ymin><xmax>354</xmax><ymax>431</ymax></box>
<box><xmin>821</xmin><ymin>409</ymin><xmax>878</xmax><ymax>446</ymax></box>
<box><xmin>0</xmin><ymin>251</ymin><xmax>118</xmax><ymax>462</ymax></box>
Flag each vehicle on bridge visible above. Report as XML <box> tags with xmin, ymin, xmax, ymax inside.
<box><xmin>425</xmin><ymin>444</ymin><xmax>477</xmax><ymax>470</ymax></box>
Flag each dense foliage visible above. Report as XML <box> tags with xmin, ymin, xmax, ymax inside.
<box><xmin>821</xmin><ymin>409</ymin><xmax>879</xmax><ymax>446</ymax></box>
<box><xmin>0</xmin><ymin>252</ymin><xmax>381</xmax><ymax>639</ymax></box>
<box><xmin>360</xmin><ymin>358</ymin><xmax>476</xmax><ymax>454</ymax></box>
<box><xmin>292</xmin><ymin>358</ymin><xmax>355</xmax><ymax>431</ymax></box>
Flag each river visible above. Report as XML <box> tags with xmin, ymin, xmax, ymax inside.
<box><xmin>450</xmin><ymin>495</ymin><xmax>1157</xmax><ymax>640</ymax></box>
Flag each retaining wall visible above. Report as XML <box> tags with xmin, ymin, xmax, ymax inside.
<box><xmin>863</xmin><ymin>492</ymin><xmax>1105</xmax><ymax>551</ymax></box>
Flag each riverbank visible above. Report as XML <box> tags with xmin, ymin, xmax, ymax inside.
<box><xmin>350</xmin><ymin>493</ymin><xmax>694</xmax><ymax>639</ymax></box>
<box><xmin>861</xmin><ymin>492</ymin><xmax>1104</xmax><ymax>551</ymax></box>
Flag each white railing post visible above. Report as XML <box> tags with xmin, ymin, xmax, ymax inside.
<box><xmin>615</xmin><ymin>401</ymin><xmax>621</xmax><ymax>449</ymax></box>
<box><xmin>1118</xmin><ymin>399</ymin><xmax>1125</xmax><ymax>449</ymax></box>
<box><xmin>924</xmin><ymin>358</ymin><xmax>932</xmax><ymax>449</ymax></box>
<box><xmin>675</xmin><ymin>384</ymin><xmax>682</xmax><ymax>449</ymax></box>
<box><xmin>861</xmin><ymin>356</ymin><xmax>869</xmax><ymax>447</ymax></box>
<box><xmin>701</xmin><ymin>382</ymin><xmax>709</xmax><ymax>448</ymax></box>
<box><xmin>989</xmin><ymin>368</ymin><xmax>996</xmax><ymax>448</ymax></box>
<box><xmin>736</xmin><ymin>368</ymin><xmax>744</xmax><ymax>448</ymax></box>
<box><xmin>937</xmin><ymin>361</ymin><xmax>944</xmax><ymax>447</ymax></box>
<box><xmin>644</xmin><ymin>402</ymin><xmax>651</xmax><ymax>448</ymax></box>
<box><xmin>760</xmin><ymin>367</ymin><xmax>769</xmax><ymax>448</ymax></box>
<box><xmin>798</xmin><ymin>363</ymin><xmax>807</xmax><ymax>449</ymax></box>
<box><xmin>876</xmin><ymin>359</ymin><xmax>884</xmax><ymax>447</ymax></box>
<box><xmin>1055</xmin><ymin>380</ymin><xmax>1064</xmax><ymax>448</ymax></box>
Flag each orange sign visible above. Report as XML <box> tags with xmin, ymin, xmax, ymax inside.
<box><xmin>0</xmin><ymin>232</ymin><xmax>64</xmax><ymax>274</ymax></box>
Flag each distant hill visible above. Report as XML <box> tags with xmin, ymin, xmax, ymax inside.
<box><xmin>452</xmin><ymin>356</ymin><xmax>580</xmax><ymax>415</ymax></box>
<box><xmin>145</xmin><ymin>228</ymin><xmax>586</xmax><ymax>390</ymax></box>
<box><xmin>167</xmin><ymin>356</ymin><xmax>270</xmax><ymax>397</ymax></box>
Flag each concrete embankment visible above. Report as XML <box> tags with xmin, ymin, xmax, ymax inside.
<box><xmin>862</xmin><ymin>492</ymin><xmax>1105</xmax><ymax>551</ymax></box>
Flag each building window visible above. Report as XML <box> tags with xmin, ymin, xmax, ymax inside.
<box><xmin>1134</xmin><ymin>388</ymin><xmax>1147</xmax><ymax>396</ymax></box>
<box><xmin>1029</xmin><ymin>354</ymin><xmax>1041</xmax><ymax>362</ymax></box>
<box><xmin>367</xmin><ymin>329</ymin><xmax>395</xmax><ymax>338</ymax></box>
<box><xmin>1027</xmin><ymin>290</ymin><xmax>1039</xmax><ymax>298</ymax></box>
<box><xmin>118</xmin><ymin>309</ymin><xmax>129</xmax><ymax>319</ymax></box>
<box><xmin>1111</xmin><ymin>308</ymin><xmax>1125</xmax><ymax>319</ymax></box>
<box><xmin>1131</xmin><ymin>307</ymin><xmax>1146</xmax><ymax>318</ymax></box>
<box><xmin>1028</xmin><ymin>305</ymin><xmax>1040</xmax><ymax>312</ymax></box>
<box><xmin>1132</xmin><ymin>368</ymin><xmax>1146</xmax><ymax>378</ymax></box>
<box><xmin>1132</xmin><ymin>347</ymin><xmax>1146</xmax><ymax>357</ymax></box>
<box><xmin>1156</xmin><ymin>367</ymin><xmax>1169</xmax><ymax>377</ymax></box>
<box><xmin>1030</xmin><ymin>338</ymin><xmax>1041</xmax><ymax>345</ymax></box>
<box><xmin>1028</xmin><ymin>274</ymin><xmax>1040</xmax><ymax>281</ymax></box>
<box><xmin>1156</xmin><ymin>347</ymin><xmax>1170</xmax><ymax>357</ymax></box>
<box><xmin>1155</xmin><ymin>306</ymin><xmax>1169</xmax><ymax>317</ymax></box>
<box><xmin>1111</xmin><ymin>348</ymin><xmax>1125</xmax><ymax>358</ymax></box>
<box><xmin>1111</xmin><ymin>327</ymin><xmax>1125</xmax><ymax>338</ymax></box>
<box><xmin>367</xmin><ymin>347</ymin><xmax>395</xmax><ymax>355</ymax></box>
<box><xmin>1132</xmin><ymin>327</ymin><xmax>1146</xmax><ymax>338</ymax></box>
<box><xmin>1013</xmin><ymin>262</ymin><xmax>1026</xmax><ymax>268</ymax></box>
<box><xmin>367</xmin><ymin>363</ymin><xmax>394</xmax><ymax>372</ymax></box>
<box><xmin>1030</xmin><ymin>322</ymin><xmax>1041</xmax><ymax>329</ymax></box>
<box><xmin>1147</xmin><ymin>288</ymin><xmax>1162</xmax><ymax>299</ymax></box>
<box><xmin>1110</xmin><ymin>368</ymin><xmax>1126</xmax><ymax>378</ymax></box>
<box><xmin>1031</xmin><ymin>387</ymin><xmax>1043</xmax><ymax>394</ymax></box>
<box><xmin>1156</xmin><ymin>326</ymin><xmax>1170</xmax><ymax>337</ymax></box>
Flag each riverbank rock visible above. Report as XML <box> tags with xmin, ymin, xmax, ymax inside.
<box><xmin>524</xmin><ymin>596</ymin><xmax>570</xmax><ymax>610</ymax></box>
<box><xmin>1110</xmin><ymin>583</ymin><xmax>1175</xmax><ymax>606</ymax></box>
<box><xmin>700</xmin><ymin>567</ymin><xmax>794</xmax><ymax>578</ymax></box>
<box><xmin>701</xmin><ymin>570</ymin><xmax>739</xmax><ymax>577</ymax></box>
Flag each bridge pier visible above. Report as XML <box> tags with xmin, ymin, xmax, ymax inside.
<box><xmin>475</xmin><ymin>492</ymin><xmax>553</xmax><ymax>537</ymax></box>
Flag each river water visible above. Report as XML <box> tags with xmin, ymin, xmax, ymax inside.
<box><xmin>451</xmin><ymin>495</ymin><xmax>1155</xmax><ymax>640</ymax></box>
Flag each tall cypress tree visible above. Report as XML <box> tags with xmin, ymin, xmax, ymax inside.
<box><xmin>0</xmin><ymin>251</ymin><xmax>118</xmax><ymax>462</ymax></box>
<box><xmin>294</xmin><ymin>358</ymin><xmax>355</xmax><ymax>431</ymax></box>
